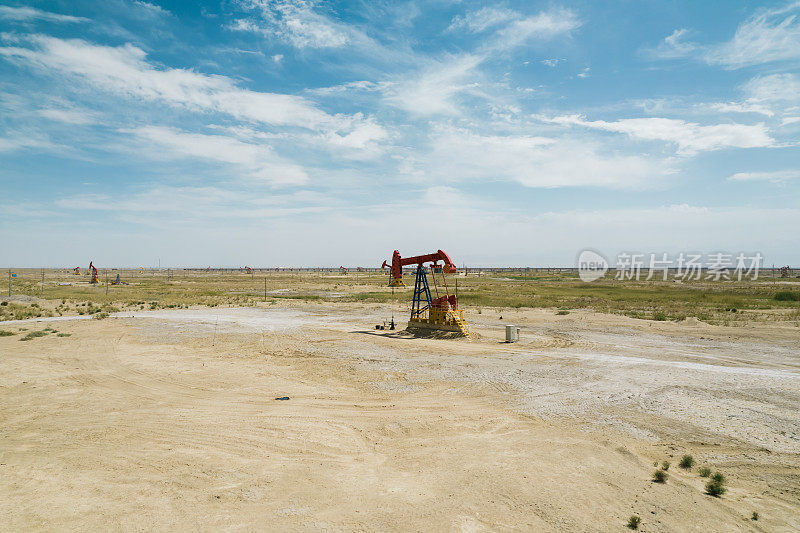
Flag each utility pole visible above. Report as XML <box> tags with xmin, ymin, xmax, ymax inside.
<box><xmin>264</xmin><ymin>277</ymin><xmax>267</xmax><ymax>302</ymax></box>
<box><xmin>7</xmin><ymin>269</ymin><xmax>10</xmax><ymax>297</ymax></box>
<box><xmin>41</xmin><ymin>268</ymin><xmax>44</xmax><ymax>295</ymax></box>
<box><xmin>105</xmin><ymin>277</ymin><xmax>109</xmax><ymax>295</ymax></box>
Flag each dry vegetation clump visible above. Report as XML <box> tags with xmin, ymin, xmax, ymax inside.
<box><xmin>652</xmin><ymin>470</ymin><xmax>667</xmax><ymax>483</ymax></box>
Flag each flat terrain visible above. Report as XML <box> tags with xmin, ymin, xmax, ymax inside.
<box><xmin>1</xmin><ymin>271</ymin><xmax>799</xmax><ymax>531</ymax></box>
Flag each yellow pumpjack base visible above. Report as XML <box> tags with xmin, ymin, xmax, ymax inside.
<box><xmin>407</xmin><ymin>308</ymin><xmax>469</xmax><ymax>336</ymax></box>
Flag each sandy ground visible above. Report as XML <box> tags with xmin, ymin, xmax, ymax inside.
<box><xmin>1</xmin><ymin>303</ymin><xmax>798</xmax><ymax>531</ymax></box>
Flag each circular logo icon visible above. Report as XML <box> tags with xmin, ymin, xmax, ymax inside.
<box><xmin>577</xmin><ymin>249</ymin><xmax>608</xmax><ymax>282</ymax></box>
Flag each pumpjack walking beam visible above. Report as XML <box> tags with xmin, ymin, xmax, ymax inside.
<box><xmin>381</xmin><ymin>249</ymin><xmax>456</xmax><ymax>287</ymax></box>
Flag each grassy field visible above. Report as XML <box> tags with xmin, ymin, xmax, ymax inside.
<box><xmin>2</xmin><ymin>268</ymin><xmax>799</xmax><ymax>326</ymax></box>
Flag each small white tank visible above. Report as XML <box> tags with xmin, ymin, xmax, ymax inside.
<box><xmin>505</xmin><ymin>324</ymin><xmax>515</xmax><ymax>342</ymax></box>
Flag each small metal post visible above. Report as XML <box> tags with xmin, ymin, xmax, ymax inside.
<box><xmin>264</xmin><ymin>277</ymin><xmax>267</xmax><ymax>302</ymax></box>
<box><xmin>7</xmin><ymin>269</ymin><xmax>11</xmax><ymax>297</ymax></box>
<box><xmin>105</xmin><ymin>277</ymin><xmax>109</xmax><ymax>295</ymax></box>
<box><xmin>41</xmin><ymin>268</ymin><xmax>44</xmax><ymax>294</ymax></box>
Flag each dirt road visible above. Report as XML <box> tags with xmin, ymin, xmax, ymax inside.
<box><xmin>1</xmin><ymin>304</ymin><xmax>798</xmax><ymax>531</ymax></box>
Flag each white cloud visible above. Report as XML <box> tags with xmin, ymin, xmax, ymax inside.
<box><xmin>541</xmin><ymin>58</ymin><xmax>562</xmax><ymax>67</ymax></box>
<box><xmin>448</xmin><ymin>7</ymin><xmax>516</xmax><ymax>33</ymax></box>
<box><xmin>55</xmin><ymin>186</ymin><xmax>328</xmax><ymax>220</ymax></box>
<box><xmin>742</xmin><ymin>73</ymin><xmax>800</xmax><ymax>104</ymax></box>
<box><xmin>384</xmin><ymin>54</ymin><xmax>483</xmax><ymax>116</ymax></box>
<box><xmin>230</xmin><ymin>0</ymin><xmax>353</xmax><ymax>49</ymax></box>
<box><xmin>647</xmin><ymin>29</ymin><xmax>696</xmax><ymax>59</ymax></box>
<box><xmin>124</xmin><ymin>126</ymin><xmax>309</xmax><ymax>186</ymax></box>
<box><xmin>705</xmin><ymin>73</ymin><xmax>800</xmax><ymax>118</ymax></box>
<box><xmin>0</xmin><ymin>6</ymin><xmax>88</xmax><ymax>24</ymax></box>
<box><xmin>0</xmin><ymin>35</ymin><xmax>373</xmax><ymax>135</ymax></box>
<box><xmin>318</xmin><ymin>117</ymin><xmax>388</xmax><ymax>156</ymax></box>
<box><xmin>651</xmin><ymin>3</ymin><xmax>800</xmax><ymax>68</ymax></box>
<box><xmin>307</xmin><ymin>80</ymin><xmax>386</xmax><ymax>95</ymax></box>
<box><xmin>0</xmin><ymin>130</ymin><xmax>59</xmax><ymax>153</ymax></box>
<box><xmin>383</xmin><ymin>8</ymin><xmax>579</xmax><ymax>117</ymax></box>
<box><xmin>131</xmin><ymin>1</ymin><xmax>171</xmax><ymax>18</ymax></box>
<box><xmin>728</xmin><ymin>170</ymin><xmax>800</xmax><ymax>182</ymax></box>
<box><xmin>491</xmin><ymin>8</ymin><xmax>581</xmax><ymax>51</ymax></box>
<box><xmin>577</xmin><ymin>67</ymin><xmax>590</xmax><ymax>78</ymax></box>
<box><xmin>541</xmin><ymin>115</ymin><xmax>774</xmax><ymax>155</ymax></box>
<box><xmin>408</xmin><ymin>126</ymin><xmax>672</xmax><ymax>189</ymax></box>
<box><xmin>707</xmin><ymin>101</ymin><xmax>774</xmax><ymax>117</ymax></box>
<box><xmin>705</xmin><ymin>2</ymin><xmax>800</xmax><ymax>68</ymax></box>
<box><xmin>38</xmin><ymin>107</ymin><xmax>96</xmax><ymax>125</ymax></box>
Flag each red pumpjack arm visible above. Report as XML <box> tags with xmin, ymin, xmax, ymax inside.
<box><xmin>382</xmin><ymin>249</ymin><xmax>457</xmax><ymax>281</ymax></box>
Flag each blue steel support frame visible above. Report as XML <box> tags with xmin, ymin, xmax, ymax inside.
<box><xmin>411</xmin><ymin>264</ymin><xmax>432</xmax><ymax>318</ymax></box>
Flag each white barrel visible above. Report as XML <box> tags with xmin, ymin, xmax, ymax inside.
<box><xmin>505</xmin><ymin>325</ymin><xmax>515</xmax><ymax>342</ymax></box>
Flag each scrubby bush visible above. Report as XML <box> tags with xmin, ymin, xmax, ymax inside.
<box><xmin>20</xmin><ymin>330</ymin><xmax>48</xmax><ymax>341</ymax></box>
<box><xmin>652</xmin><ymin>470</ymin><xmax>667</xmax><ymax>483</ymax></box>
<box><xmin>705</xmin><ymin>472</ymin><xmax>726</xmax><ymax>497</ymax></box>
<box><xmin>661</xmin><ymin>460</ymin><xmax>670</xmax><ymax>471</ymax></box>
<box><xmin>0</xmin><ymin>330</ymin><xmax>16</xmax><ymax>336</ymax></box>
<box><xmin>698</xmin><ymin>467</ymin><xmax>711</xmax><ymax>477</ymax></box>
<box><xmin>751</xmin><ymin>511</ymin><xmax>758</xmax><ymax>521</ymax></box>
<box><xmin>626</xmin><ymin>515</ymin><xmax>641</xmax><ymax>530</ymax></box>
<box><xmin>679</xmin><ymin>455</ymin><xmax>694</xmax><ymax>469</ymax></box>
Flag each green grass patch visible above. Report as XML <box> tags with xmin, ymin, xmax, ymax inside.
<box><xmin>20</xmin><ymin>330</ymin><xmax>49</xmax><ymax>341</ymax></box>
<box><xmin>774</xmin><ymin>291</ymin><xmax>800</xmax><ymax>301</ymax></box>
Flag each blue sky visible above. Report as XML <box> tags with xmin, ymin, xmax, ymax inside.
<box><xmin>0</xmin><ymin>0</ymin><xmax>798</xmax><ymax>267</ymax></box>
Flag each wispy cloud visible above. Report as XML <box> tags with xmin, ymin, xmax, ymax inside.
<box><xmin>402</xmin><ymin>126</ymin><xmax>673</xmax><ymax>189</ymax></box>
<box><xmin>706</xmin><ymin>1</ymin><xmax>800</xmax><ymax>68</ymax></box>
<box><xmin>649</xmin><ymin>2</ymin><xmax>800</xmax><ymax>68</ymax></box>
<box><xmin>229</xmin><ymin>0</ymin><xmax>356</xmax><ymax>49</ymax></box>
<box><xmin>447</xmin><ymin>7</ymin><xmax>516</xmax><ymax>33</ymax></box>
<box><xmin>742</xmin><ymin>73</ymin><xmax>800</xmax><ymax>104</ymax></box>
<box><xmin>38</xmin><ymin>107</ymin><xmax>97</xmax><ymax>125</ymax></box>
<box><xmin>0</xmin><ymin>6</ymin><xmax>88</xmax><ymax>24</ymax></box>
<box><xmin>539</xmin><ymin>115</ymin><xmax>774</xmax><ymax>155</ymax></box>
<box><xmin>646</xmin><ymin>29</ymin><xmax>696</xmax><ymax>59</ymax></box>
<box><xmin>55</xmin><ymin>185</ymin><xmax>329</xmax><ymax>219</ymax></box>
<box><xmin>123</xmin><ymin>126</ymin><xmax>309</xmax><ymax>186</ymax></box>
<box><xmin>489</xmin><ymin>8</ymin><xmax>580</xmax><ymax>51</ymax></box>
<box><xmin>384</xmin><ymin>54</ymin><xmax>483</xmax><ymax>116</ymax></box>
<box><xmin>729</xmin><ymin>170</ymin><xmax>800</xmax><ymax>182</ymax></box>
<box><xmin>0</xmin><ymin>35</ymin><xmax>377</xmax><ymax>136</ymax></box>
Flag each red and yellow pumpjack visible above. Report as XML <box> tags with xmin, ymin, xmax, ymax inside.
<box><xmin>382</xmin><ymin>249</ymin><xmax>469</xmax><ymax>336</ymax></box>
